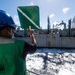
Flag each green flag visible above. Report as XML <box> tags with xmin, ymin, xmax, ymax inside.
<box><xmin>17</xmin><ymin>6</ymin><xmax>40</xmax><ymax>29</ymax></box>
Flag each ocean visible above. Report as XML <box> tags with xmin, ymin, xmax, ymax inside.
<box><xmin>26</xmin><ymin>48</ymin><xmax>75</xmax><ymax>75</ymax></box>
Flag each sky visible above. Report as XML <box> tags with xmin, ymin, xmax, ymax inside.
<box><xmin>0</xmin><ymin>0</ymin><xmax>75</xmax><ymax>29</ymax></box>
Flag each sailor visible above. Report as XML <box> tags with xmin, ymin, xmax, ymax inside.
<box><xmin>0</xmin><ymin>10</ymin><xmax>36</xmax><ymax>75</ymax></box>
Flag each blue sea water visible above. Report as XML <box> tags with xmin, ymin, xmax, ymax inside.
<box><xmin>26</xmin><ymin>48</ymin><xmax>75</xmax><ymax>75</ymax></box>
<box><xmin>36</xmin><ymin>48</ymin><xmax>75</xmax><ymax>53</ymax></box>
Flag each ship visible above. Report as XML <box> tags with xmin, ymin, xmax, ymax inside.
<box><xmin>16</xmin><ymin>6</ymin><xmax>75</xmax><ymax>48</ymax></box>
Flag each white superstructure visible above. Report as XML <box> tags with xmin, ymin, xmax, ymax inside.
<box><xmin>15</xmin><ymin>28</ymin><xmax>75</xmax><ymax>48</ymax></box>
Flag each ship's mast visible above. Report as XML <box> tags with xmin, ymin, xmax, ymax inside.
<box><xmin>47</xmin><ymin>16</ymin><xmax>50</xmax><ymax>34</ymax></box>
<box><xmin>68</xmin><ymin>19</ymin><xmax>71</xmax><ymax>37</ymax></box>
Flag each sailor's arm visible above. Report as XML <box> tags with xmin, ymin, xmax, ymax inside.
<box><xmin>28</xmin><ymin>28</ymin><xmax>36</xmax><ymax>45</ymax></box>
<box><xmin>22</xmin><ymin>28</ymin><xmax>37</xmax><ymax>59</ymax></box>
